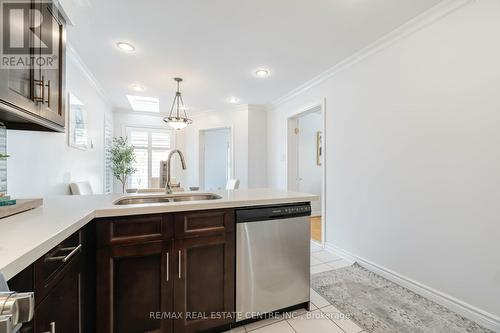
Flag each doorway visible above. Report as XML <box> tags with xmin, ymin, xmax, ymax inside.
<box><xmin>199</xmin><ymin>127</ymin><xmax>232</xmax><ymax>191</ymax></box>
<box><xmin>287</xmin><ymin>102</ymin><xmax>325</xmax><ymax>245</ymax></box>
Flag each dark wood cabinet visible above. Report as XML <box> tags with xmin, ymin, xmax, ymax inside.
<box><xmin>173</xmin><ymin>234</ymin><xmax>235</xmax><ymax>333</ymax></box>
<box><xmin>9</xmin><ymin>209</ymin><xmax>236</xmax><ymax>333</ymax></box>
<box><xmin>96</xmin><ymin>209</ymin><xmax>236</xmax><ymax>333</ymax></box>
<box><xmin>96</xmin><ymin>240</ymin><xmax>173</xmax><ymax>333</ymax></box>
<box><xmin>34</xmin><ymin>257</ymin><xmax>83</xmax><ymax>333</ymax></box>
<box><xmin>0</xmin><ymin>0</ymin><xmax>66</xmax><ymax>132</ymax></box>
<box><xmin>7</xmin><ymin>227</ymin><xmax>89</xmax><ymax>333</ymax></box>
<box><xmin>37</xmin><ymin>2</ymin><xmax>66</xmax><ymax>127</ymax></box>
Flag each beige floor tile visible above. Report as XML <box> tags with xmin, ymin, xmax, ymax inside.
<box><xmin>250</xmin><ymin>320</ymin><xmax>295</xmax><ymax>333</ymax></box>
<box><xmin>321</xmin><ymin>305</ymin><xmax>364</xmax><ymax>333</ymax></box>
<box><xmin>327</xmin><ymin>259</ymin><xmax>353</xmax><ymax>270</ymax></box>
<box><xmin>312</xmin><ymin>250</ymin><xmax>343</xmax><ymax>263</ymax></box>
<box><xmin>223</xmin><ymin>326</ymin><xmax>247</xmax><ymax>333</ymax></box>
<box><xmin>287</xmin><ymin>310</ymin><xmax>344</xmax><ymax>333</ymax></box>
<box><xmin>310</xmin><ymin>256</ymin><xmax>323</xmax><ymax>266</ymax></box>
<box><xmin>311</xmin><ymin>242</ymin><xmax>323</xmax><ymax>253</ymax></box>
<box><xmin>310</xmin><ymin>289</ymin><xmax>330</xmax><ymax>308</ymax></box>
<box><xmin>245</xmin><ymin>315</ymin><xmax>284</xmax><ymax>332</ymax></box>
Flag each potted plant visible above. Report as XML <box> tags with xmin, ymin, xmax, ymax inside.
<box><xmin>110</xmin><ymin>137</ymin><xmax>137</xmax><ymax>193</ymax></box>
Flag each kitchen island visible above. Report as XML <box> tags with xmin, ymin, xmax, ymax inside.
<box><xmin>0</xmin><ymin>188</ymin><xmax>317</xmax><ymax>333</ymax></box>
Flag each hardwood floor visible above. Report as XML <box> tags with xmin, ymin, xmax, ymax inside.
<box><xmin>310</xmin><ymin>216</ymin><xmax>322</xmax><ymax>242</ymax></box>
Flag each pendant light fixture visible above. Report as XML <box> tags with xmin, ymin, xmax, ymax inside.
<box><xmin>163</xmin><ymin>77</ymin><xmax>192</xmax><ymax>130</ymax></box>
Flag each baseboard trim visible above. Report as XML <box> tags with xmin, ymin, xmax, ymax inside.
<box><xmin>324</xmin><ymin>242</ymin><xmax>500</xmax><ymax>332</ymax></box>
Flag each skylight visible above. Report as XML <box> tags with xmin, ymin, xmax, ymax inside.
<box><xmin>126</xmin><ymin>95</ymin><xmax>160</xmax><ymax>112</ymax></box>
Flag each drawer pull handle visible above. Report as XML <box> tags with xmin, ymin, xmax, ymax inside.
<box><xmin>166</xmin><ymin>252</ymin><xmax>169</xmax><ymax>282</ymax></box>
<box><xmin>46</xmin><ymin>80</ymin><xmax>51</xmax><ymax>107</ymax></box>
<box><xmin>45</xmin><ymin>244</ymin><xmax>82</xmax><ymax>263</ymax></box>
<box><xmin>178</xmin><ymin>250</ymin><xmax>182</xmax><ymax>279</ymax></box>
<box><xmin>43</xmin><ymin>321</ymin><xmax>56</xmax><ymax>333</ymax></box>
<box><xmin>33</xmin><ymin>76</ymin><xmax>46</xmax><ymax>104</ymax></box>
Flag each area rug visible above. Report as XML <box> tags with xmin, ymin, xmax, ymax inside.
<box><xmin>311</xmin><ymin>263</ymin><xmax>494</xmax><ymax>333</ymax></box>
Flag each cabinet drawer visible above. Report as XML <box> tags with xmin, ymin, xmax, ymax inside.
<box><xmin>174</xmin><ymin>209</ymin><xmax>235</xmax><ymax>239</ymax></box>
<box><xmin>34</xmin><ymin>230</ymin><xmax>83</xmax><ymax>304</ymax></box>
<box><xmin>34</xmin><ymin>259</ymin><xmax>82</xmax><ymax>333</ymax></box>
<box><xmin>96</xmin><ymin>214</ymin><xmax>173</xmax><ymax>246</ymax></box>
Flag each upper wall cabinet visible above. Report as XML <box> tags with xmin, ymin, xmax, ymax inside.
<box><xmin>0</xmin><ymin>0</ymin><xmax>67</xmax><ymax>132</ymax></box>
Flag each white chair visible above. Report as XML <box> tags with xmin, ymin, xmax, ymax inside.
<box><xmin>69</xmin><ymin>181</ymin><xmax>93</xmax><ymax>195</ymax></box>
<box><xmin>225</xmin><ymin>179</ymin><xmax>240</xmax><ymax>190</ymax></box>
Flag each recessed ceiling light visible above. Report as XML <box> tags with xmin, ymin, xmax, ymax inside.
<box><xmin>255</xmin><ymin>68</ymin><xmax>270</xmax><ymax>78</ymax></box>
<box><xmin>116</xmin><ymin>42</ymin><xmax>135</xmax><ymax>52</ymax></box>
<box><xmin>226</xmin><ymin>96</ymin><xmax>240</xmax><ymax>104</ymax></box>
<box><xmin>129</xmin><ymin>84</ymin><xmax>145</xmax><ymax>92</ymax></box>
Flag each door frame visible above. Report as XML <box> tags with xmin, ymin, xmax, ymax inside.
<box><xmin>286</xmin><ymin>99</ymin><xmax>327</xmax><ymax>246</ymax></box>
<box><xmin>199</xmin><ymin>126</ymin><xmax>234</xmax><ymax>191</ymax></box>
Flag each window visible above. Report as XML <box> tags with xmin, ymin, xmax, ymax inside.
<box><xmin>104</xmin><ymin>115</ymin><xmax>113</xmax><ymax>193</ymax></box>
<box><xmin>126</xmin><ymin>127</ymin><xmax>174</xmax><ymax>189</ymax></box>
<box><xmin>126</xmin><ymin>95</ymin><xmax>160</xmax><ymax>112</ymax></box>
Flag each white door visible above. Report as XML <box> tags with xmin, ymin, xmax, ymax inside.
<box><xmin>202</xmin><ymin>128</ymin><xmax>231</xmax><ymax>191</ymax></box>
<box><xmin>297</xmin><ymin>112</ymin><xmax>322</xmax><ymax>216</ymax></box>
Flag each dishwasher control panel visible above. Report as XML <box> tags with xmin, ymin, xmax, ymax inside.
<box><xmin>236</xmin><ymin>203</ymin><xmax>311</xmax><ymax>223</ymax></box>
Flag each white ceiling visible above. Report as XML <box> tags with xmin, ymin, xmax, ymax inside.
<box><xmin>65</xmin><ymin>0</ymin><xmax>442</xmax><ymax>113</ymax></box>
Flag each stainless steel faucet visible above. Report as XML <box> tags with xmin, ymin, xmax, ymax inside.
<box><xmin>165</xmin><ymin>149</ymin><xmax>187</xmax><ymax>194</ymax></box>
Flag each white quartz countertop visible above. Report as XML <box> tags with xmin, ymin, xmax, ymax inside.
<box><xmin>0</xmin><ymin>188</ymin><xmax>318</xmax><ymax>281</ymax></box>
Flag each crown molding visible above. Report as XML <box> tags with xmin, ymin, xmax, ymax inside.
<box><xmin>271</xmin><ymin>0</ymin><xmax>473</xmax><ymax>108</ymax></box>
<box><xmin>66</xmin><ymin>42</ymin><xmax>112</xmax><ymax>107</ymax></box>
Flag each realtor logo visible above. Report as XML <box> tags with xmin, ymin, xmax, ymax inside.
<box><xmin>1</xmin><ymin>0</ymin><xmax>58</xmax><ymax>69</ymax></box>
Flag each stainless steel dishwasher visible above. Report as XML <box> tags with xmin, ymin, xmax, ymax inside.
<box><xmin>235</xmin><ymin>203</ymin><xmax>311</xmax><ymax>321</ymax></box>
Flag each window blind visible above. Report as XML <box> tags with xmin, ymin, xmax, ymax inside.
<box><xmin>126</xmin><ymin>127</ymin><xmax>173</xmax><ymax>189</ymax></box>
<box><xmin>104</xmin><ymin>117</ymin><xmax>113</xmax><ymax>193</ymax></box>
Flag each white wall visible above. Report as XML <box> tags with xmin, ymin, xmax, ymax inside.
<box><xmin>268</xmin><ymin>0</ymin><xmax>500</xmax><ymax>324</ymax></box>
<box><xmin>179</xmin><ymin>106</ymin><xmax>249</xmax><ymax>189</ymax></box>
<box><xmin>248</xmin><ymin>105</ymin><xmax>268</xmax><ymax>188</ymax></box>
<box><xmin>7</xmin><ymin>49</ymin><xmax>113</xmax><ymax>197</ymax></box>
<box><xmin>176</xmin><ymin>105</ymin><xmax>268</xmax><ymax>190</ymax></box>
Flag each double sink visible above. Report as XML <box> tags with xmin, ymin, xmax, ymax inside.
<box><xmin>114</xmin><ymin>193</ymin><xmax>222</xmax><ymax>205</ymax></box>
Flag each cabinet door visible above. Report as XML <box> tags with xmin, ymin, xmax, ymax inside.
<box><xmin>96</xmin><ymin>241</ymin><xmax>173</xmax><ymax>333</ymax></box>
<box><xmin>38</xmin><ymin>2</ymin><xmax>65</xmax><ymax>126</ymax></box>
<box><xmin>0</xmin><ymin>0</ymin><xmax>38</xmax><ymax>116</ymax></box>
<box><xmin>34</xmin><ymin>257</ymin><xmax>83</xmax><ymax>333</ymax></box>
<box><xmin>173</xmin><ymin>233</ymin><xmax>235</xmax><ymax>333</ymax></box>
